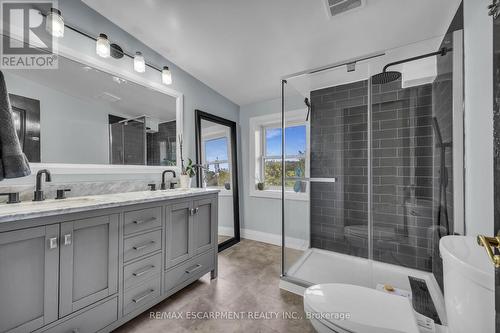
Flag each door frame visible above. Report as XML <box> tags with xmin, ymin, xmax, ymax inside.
<box><xmin>195</xmin><ymin>110</ymin><xmax>241</xmax><ymax>252</ymax></box>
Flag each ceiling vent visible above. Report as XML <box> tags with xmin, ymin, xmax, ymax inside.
<box><xmin>324</xmin><ymin>0</ymin><xmax>364</xmax><ymax>17</ymax></box>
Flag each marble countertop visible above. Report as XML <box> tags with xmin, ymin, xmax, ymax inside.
<box><xmin>0</xmin><ymin>188</ymin><xmax>219</xmax><ymax>223</ymax></box>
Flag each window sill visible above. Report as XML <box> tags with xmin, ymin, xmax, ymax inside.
<box><xmin>249</xmin><ymin>189</ymin><xmax>309</xmax><ymax>201</ymax></box>
<box><xmin>205</xmin><ymin>187</ymin><xmax>233</xmax><ymax>197</ymax></box>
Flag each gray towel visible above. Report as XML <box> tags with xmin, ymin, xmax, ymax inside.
<box><xmin>0</xmin><ymin>71</ymin><xmax>31</xmax><ymax>181</ymax></box>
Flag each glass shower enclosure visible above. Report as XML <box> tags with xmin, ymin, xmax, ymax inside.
<box><xmin>280</xmin><ymin>31</ymin><xmax>464</xmax><ymax>292</ymax></box>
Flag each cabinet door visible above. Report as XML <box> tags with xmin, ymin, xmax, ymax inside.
<box><xmin>193</xmin><ymin>197</ymin><xmax>217</xmax><ymax>255</ymax></box>
<box><xmin>59</xmin><ymin>215</ymin><xmax>119</xmax><ymax>317</ymax></box>
<box><xmin>166</xmin><ymin>201</ymin><xmax>193</xmax><ymax>268</ymax></box>
<box><xmin>0</xmin><ymin>225</ymin><xmax>59</xmax><ymax>333</ymax></box>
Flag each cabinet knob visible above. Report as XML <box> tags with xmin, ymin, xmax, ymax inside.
<box><xmin>49</xmin><ymin>237</ymin><xmax>58</xmax><ymax>249</ymax></box>
<box><xmin>64</xmin><ymin>233</ymin><xmax>72</xmax><ymax>246</ymax></box>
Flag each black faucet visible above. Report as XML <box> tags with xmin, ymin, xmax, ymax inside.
<box><xmin>33</xmin><ymin>169</ymin><xmax>52</xmax><ymax>201</ymax></box>
<box><xmin>161</xmin><ymin>170</ymin><xmax>176</xmax><ymax>190</ymax></box>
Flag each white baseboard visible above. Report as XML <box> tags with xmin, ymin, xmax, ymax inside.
<box><xmin>240</xmin><ymin>228</ymin><xmax>308</xmax><ymax>250</ymax></box>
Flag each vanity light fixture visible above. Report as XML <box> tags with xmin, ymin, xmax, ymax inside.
<box><xmin>45</xmin><ymin>8</ymin><xmax>64</xmax><ymax>38</ymax></box>
<box><xmin>53</xmin><ymin>17</ymin><xmax>173</xmax><ymax>83</ymax></box>
<box><xmin>162</xmin><ymin>66</ymin><xmax>172</xmax><ymax>85</ymax></box>
<box><xmin>96</xmin><ymin>33</ymin><xmax>111</xmax><ymax>58</ymax></box>
<box><xmin>134</xmin><ymin>52</ymin><xmax>146</xmax><ymax>73</ymax></box>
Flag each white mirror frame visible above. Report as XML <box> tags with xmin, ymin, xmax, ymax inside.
<box><xmin>2</xmin><ymin>26</ymin><xmax>183</xmax><ymax>176</ymax></box>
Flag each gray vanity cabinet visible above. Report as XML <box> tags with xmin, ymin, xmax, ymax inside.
<box><xmin>59</xmin><ymin>215</ymin><xmax>119</xmax><ymax>317</ymax></box>
<box><xmin>165</xmin><ymin>201</ymin><xmax>193</xmax><ymax>268</ymax></box>
<box><xmin>192</xmin><ymin>197</ymin><xmax>217</xmax><ymax>255</ymax></box>
<box><xmin>0</xmin><ymin>225</ymin><xmax>59</xmax><ymax>333</ymax></box>
<box><xmin>165</xmin><ymin>197</ymin><xmax>217</xmax><ymax>268</ymax></box>
<box><xmin>0</xmin><ymin>191</ymin><xmax>218</xmax><ymax>333</ymax></box>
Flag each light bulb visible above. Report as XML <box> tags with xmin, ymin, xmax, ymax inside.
<box><xmin>96</xmin><ymin>33</ymin><xmax>110</xmax><ymax>58</ymax></box>
<box><xmin>134</xmin><ymin>51</ymin><xmax>145</xmax><ymax>73</ymax></box>
<box><xmin>45</xmin><ymin>8</ymin><xmax>64</xmax><ymax>38</ymax></box>
<box><xmin>162</xmin><ymin>66</ymin><xmax>172</xmax><ymax>85</ymax></box>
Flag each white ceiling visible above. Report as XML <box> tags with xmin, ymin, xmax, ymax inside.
<box><xmin>83</xmin><ymin>0</ymin><xmax>461</xmax><ymax>106</ymax></box>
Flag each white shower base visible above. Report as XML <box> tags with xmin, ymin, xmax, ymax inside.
<box><xmin>280</xmin><ymin>248</ymin><xmax>447</xmax><ymax>326</ymax></box>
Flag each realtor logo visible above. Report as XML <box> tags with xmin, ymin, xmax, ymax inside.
<box><xmin>1</xmin><ymin>0</ymin><xmax>58</xmax><ymax>69</ymax></box>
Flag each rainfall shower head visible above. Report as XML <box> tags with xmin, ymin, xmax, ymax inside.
<box><xmin>372</xmin><ymin>47</ymin><xmax>452</xmax><ymax>85</ymax></box>
<box><xmin>305</xmin><ymin>98</ymin><xmax>312</xmax><ymax>121</ymax></box>
<box><xmin>371</xmin><ymin>71</ymin><xmax>402</xmax><ymax>84</ymax></box>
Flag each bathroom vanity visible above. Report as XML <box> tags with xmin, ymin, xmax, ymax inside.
<box><xmin>0</xmin><ymin>189</ymin><xmax>218</xmax><ymax>333</ymax></box>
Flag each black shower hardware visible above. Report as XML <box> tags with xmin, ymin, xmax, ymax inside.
<box><xmin>305</xmin><ymin>98</ymin><xmax>312</xmax><ymax>121</ymax></box>
<box><xmin>372</xmin><ymin>47</ymin><xmax>452</xmax><ymax>84</ymax></box>
<box><xmin>432</xmin><ymin>117</ymin><xmax>452</xmax><ymax>237</ymax></box>
<box><xmin>33</xmin><ymin>169</ymin><xmax>52</xmax><ymax>201</ymax></box>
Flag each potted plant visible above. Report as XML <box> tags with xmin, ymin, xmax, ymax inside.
<box><xmin>180</xmin><ymin>158</ymin><xmax>196</xmax><ymax>188</ymax></box>
<box><xmin>256</xmin><ymin>177</ymin><xmax>265</xmax><ymax>191</ymax></box>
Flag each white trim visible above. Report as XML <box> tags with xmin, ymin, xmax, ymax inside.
<box><xmin>452</xmin><ymin>29</ymin><xmax>465</xmax><ymax>235</ymax></box>
<box><xmin>1</xmin><ymin>27</ymin><xmax>184</xmax><ymax>172</ymax></box>
<box><xmin>278</xmin><ymin>279</ymin><xmax>306</xmax><ymax>296</ymax></box>
<box><xmin>240</xmin><ymin>228</ymin><xmax>308</xmax><ymax>250</ymax></box>
<box><xmin>27</xmin><ymin>163</ymin><xmax>180</xmax><ymax>175</ymax></box>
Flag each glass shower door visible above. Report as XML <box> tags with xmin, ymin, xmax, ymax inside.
<box><xmin>282</xmin><ymin>71</ymin><xmax>371</xmax><ymax>282</ymax></box>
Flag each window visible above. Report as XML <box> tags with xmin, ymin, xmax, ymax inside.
<box><xmin>249</xmin><ymin>111</ymin><xmax>309</xmax><ymax>199</ymax></box>
<box><xmin>203</xmin><ymin>136</ymin><xmax>232</xmax><ymax>189</ymax></box>
<box><xmin>262</xmin><ymin>125</ymin><xmax>307</xmax><ymax>189</ymax></box>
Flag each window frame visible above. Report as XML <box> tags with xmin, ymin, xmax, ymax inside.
<box><xmin>248</xmin><ymin>110</ymin><xmax>310</xmax><ymax>201</ymax></box>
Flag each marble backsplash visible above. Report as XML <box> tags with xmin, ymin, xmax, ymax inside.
<box><xmin>0</xmin><ymin>178</ymin><xmax>179</xmax><ymax>203</ymax></box>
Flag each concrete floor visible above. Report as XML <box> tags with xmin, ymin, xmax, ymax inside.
<box><xmin>113</xmin><ymin>239</ymin><xmax>315</xmax><ymax>332</ymax></box>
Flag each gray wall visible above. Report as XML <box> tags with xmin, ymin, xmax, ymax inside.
<box><xmin>240</xmin><ymin>98</ymin><xmax>308</xmax><ymax>243</ymax></box>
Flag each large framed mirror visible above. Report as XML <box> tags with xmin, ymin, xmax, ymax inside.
<box><xmin>195</xmin><ymin>110</ymin><xmax>240</xmax><ymax>252</ymax></box>
<box><xmin>2</xmin><ymin>33</ymin><xmax>183</xmax><ymax>172</ymax></box>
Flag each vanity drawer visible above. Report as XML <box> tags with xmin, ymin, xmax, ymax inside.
<box><xmin>124</xmin><ymin>207</ymin><xmax>162</xmax><ymax>235</ymax></box>
<box><xmin>124</xmin><ymin>253</ymin><xmax>162</xmax><ymax>290</ymax></box>
<box><xmin>123</xmin><ymin>276</ymin><xmax>161</xmax><ymax>316</ymax></box>
<box><xmin>164</xmin><ymin>250</ymin><xmax>214</xmax><ymax>292</ymax></box>
<box><xmin>124</xmin><ymin>230</ymin><xmax>162</xmax><ymax>262</ymax></box>
<box><xmin>40</xmin><ymin>297</ymin><xmax>117</xmax><ymax>333</ymax></box>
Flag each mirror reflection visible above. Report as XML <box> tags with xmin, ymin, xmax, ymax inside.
<box><xmin>4</xmin><ymin>54</ymin><xmax>177</xmax><ymax>166</ymax></box>
<box><xmin>200</xmin><ymin>119</ymin><xmax>235</xmax><ymax>244</ymax></box>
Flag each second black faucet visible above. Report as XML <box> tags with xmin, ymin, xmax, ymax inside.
<box><xmin>161</xmin><ymin>170</ymin><xmax>176</xmax><ymax>190</ymax></box>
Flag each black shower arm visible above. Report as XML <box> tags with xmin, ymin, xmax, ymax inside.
<box><xmin>383</xmin><ymin>47</ymin><xmax>452</xmax><ymax>72</ymax></box>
